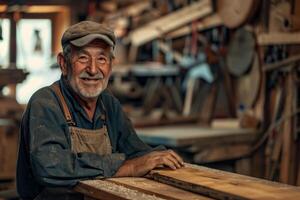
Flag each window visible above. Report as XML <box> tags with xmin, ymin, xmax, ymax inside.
<box><xmin>16</xmin><ymin>19</ymin><xmax>60</xmax><ymax>104</ymax></box>
<box><xmin>0</xmin><ymin>19</ymin><xmax>10</xmax><ymax>68</ymax></box>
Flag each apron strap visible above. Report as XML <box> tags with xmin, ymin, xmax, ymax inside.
<box><xmin>99</xmin><ymin>98</ymin><xmax>107</xmax><ymax>125</ymax></box>
<box><xmin>51</xmin><ymin>82</ymin><xmax>76</xmax><ymax>126</ymax></box>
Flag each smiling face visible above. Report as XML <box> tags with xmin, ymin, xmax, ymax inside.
<box><xmin>59</xmin><ymin>40</ymin><xmax>112</xmax><ymax>100</ymax></box>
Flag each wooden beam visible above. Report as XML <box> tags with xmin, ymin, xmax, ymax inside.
<box><xmin>280</xmin><ymin>73</ymin><xmax>294</xmax><ymax>184</ymax></box>
<box><xmin>128</xmin><ymin>0</ymin><xmax>212</xmax><ymax>46</ymax></box>
<box><xmin>257</xmin><ymin>32</ymin><xmax>300</xmax><ymax>45</ymax></box>
<box><xmin>121</xmin><ymin>0</ymin><xmax>150</xmax><ymax>17</ymax></box>
<box><xmin>166</xmin><ymin>14</ymin><xmax>223</xmax><ymax>39</ymax></box>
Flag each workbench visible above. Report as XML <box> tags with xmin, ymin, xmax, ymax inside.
<box><xmin>136</xmin><ymin>125</ymin><xmax>257</xmax><ymax>166</ymax></box>
<box><xmin>74</xmin><ymin>164</ymin><xmax>300</xmax><ymax>200</ymax></box>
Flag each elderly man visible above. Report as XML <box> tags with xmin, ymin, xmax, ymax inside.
<box><xmin>16</xmin><ymin>21</ymin><xmax>184</xmax><ymax>200</ymax></box>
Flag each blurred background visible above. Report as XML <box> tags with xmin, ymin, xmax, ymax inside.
<box><xmin>0</xmin><ymin>0</ymin><xmax>300</xmax><ymax>199</ymax></box>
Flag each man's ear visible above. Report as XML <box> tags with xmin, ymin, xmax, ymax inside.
<box><xmin>57</xmin><ymin>52</ymin><xmax>68</xmax><ymax>76</ymax></box>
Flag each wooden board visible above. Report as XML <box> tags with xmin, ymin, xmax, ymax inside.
<box><xmin>149</xmin><ymin>165</ymin><xmax>300</xmax><ymax>200</ymax></box>
<box><xmin>108</xmin><ymin>177</ymin><xmax>212</xmax><ymax>200</ymax></box>
<box><xmin>257</xmin><ymin>32</ymin><xmax>300</xmax><ymax>45</ymax></box>
<box><xmin>76</xmin><ymin>178</ymin><xmax>213</xmax><ymax>200</ymax></box>
<box><xmin>136</xmin><ymin>125</ymin><xmax>257</xmax><ymax>147</ymax></box>
<box><xmin>75</xmin><ymin>179</ymin><xmax>165</xmax><ymax>200</ymax></box>
<box><xmin>211</xmin><ymin>119</ymin><xmax>240</xmax><ymax>129</ymax></box>
<box><xmin>128</xmin><ymin>0</ymin><xmax>212</xmax><ymax>46</ymax></box>
<box><xmin>166</xmin><ymin>14</ymin><xmax>223</xmax><ymax>39</ymax></box>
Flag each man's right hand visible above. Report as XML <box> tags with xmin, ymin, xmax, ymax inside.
<box><xmin>114</xmin><ymin>150</ymin><xmax>184</xmax><ymax>177</ymax></box>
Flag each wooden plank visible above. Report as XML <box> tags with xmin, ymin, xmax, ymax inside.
<box><xmin>166</xmin><ymin>14</ymin><xmax>223</xmax><ymax>39</ymax></box>
<box><xmin>149</xmin><ymin>164</ymin><xmax>300</xmax><ymax>200</ymax></box>
<box><xmin>118</xmin><ymin>0</ymin><xmax>150</xmax><ymax>17</ymax></box>
<box><xmin>136</xmin><ymin>125</ymin><xmax>256</xmax><ymax>148</ymax></box>
<box><xmin>108</xmin><ymin>177</ymin><xmax>213</xmax><ymax>200</ymax></box>
<box><xmin>128</xmin><ymin>0</ymin><xmax>212</xmax><ymax>46</ymax></box>
<box><xmin>75</xmin><ymin>180</ymin><xmax>165</xmax><ymax>200</ymax></box>
<box><xmin>183</xmin><ymin>79</ymin><xmax>196</xmax><ymax>116</ymax></box>
<box><xmin>133</xmin><ymin>116</ymin><xmax>198</xmax><ymax>128</ymax></box>
<box><xmin>257</xmin><ymin>32</ymin><xmax>300</xmax><ymax>45</ymax></box>
<box><xmin>193</xmin><ymin>144</ymin><xmax>251</xmax><ymax>163</ymax></box>
<box><xmin>211</xmin><ymin>119</ymin><xmax>240</xmax><ymax>129</ymax></box>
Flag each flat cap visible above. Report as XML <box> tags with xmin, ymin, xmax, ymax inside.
<box><xmin>61</xmin><ymin>21</ymin><xmax>116</xmax><ymax>48</ymax></box>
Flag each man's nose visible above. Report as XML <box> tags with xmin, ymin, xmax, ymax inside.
<box><xmin>87</xmin><ymin>58</ymin><xmax>98</xmax><ymax>75</ymax></box>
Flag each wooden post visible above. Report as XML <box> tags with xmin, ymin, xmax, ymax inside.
<box><xmin>280</xmin><ymin>72</ymin><xmax>294</xmax><ymax>184</ymax></box>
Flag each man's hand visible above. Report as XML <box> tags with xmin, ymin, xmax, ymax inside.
<box><xmin>114</xmin><ymin>150</ymin><xmax>184</xmax><ymax>177</ymax></box>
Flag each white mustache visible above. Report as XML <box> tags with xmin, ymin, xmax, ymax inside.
<box><xmin>79</xmin><ymin>71</ymin><xmax>104</xmax><ymax>80</ymax></box>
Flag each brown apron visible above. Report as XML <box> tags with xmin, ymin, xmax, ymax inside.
<box><xmin>34</xmin><ymin>83</ymin><xmax>112</xmax><ymax>200</ymax></box>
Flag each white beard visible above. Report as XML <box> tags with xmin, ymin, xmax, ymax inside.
<box><xmin>68</xmin><ymin>71</ymin><xmax>110</xmax><ymax>99</ymax></box>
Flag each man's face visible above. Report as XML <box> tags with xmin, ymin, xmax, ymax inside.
<box><xmin>66</xmin><ymin>40</ymin><xmax>112</xmax><ymax>99</ymax></box>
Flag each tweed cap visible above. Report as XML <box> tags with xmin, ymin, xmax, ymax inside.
<box><xmin>61</xmin><ymin>21</ymin><xmax>116</xmax><ymax>48</ymax></box>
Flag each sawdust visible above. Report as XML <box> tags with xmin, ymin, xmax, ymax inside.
<box><xmin>82</xmin><ymin>180</ymin><xmax>165</xmax><ymax>200</ymax></box>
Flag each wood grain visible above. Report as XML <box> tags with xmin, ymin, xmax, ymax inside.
<box><xmin>128</xmin><ymin>0</ymin><xmax>212</xmax><ymax>46</ymax></box>
<box><xmin>149</xmin><ymin>165</ymin><xmax>300</xmax><ymax>200</ymax></box>
<box><xmin>257</xmin><ymin>32</ymin><xmax>300</xmax><ymax>45</ymax></box>
<box><xmin>166</xmin><ymin>14</ymin><xmax>223</xmax><ymax>39</ymax></box>
<box><xmin>75</xmin><ymin>180</ymin><xmax>165</xmax><ymax>200</ymax></box>
<box><xmin>108</xmin><ymin>177</ymin><xmax>212</xmax><ymax>200</ymax></box>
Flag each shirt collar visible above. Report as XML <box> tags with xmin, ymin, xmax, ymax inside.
<box><xmin>59</xmin><ymin>76</ymin><xmax>104</xmax><ymax>122</ymax></box>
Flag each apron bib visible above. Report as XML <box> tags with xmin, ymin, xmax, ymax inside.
<box><xmin>34</xmin><ymin>83</ymin><xmax>112</xmax><ymax>200</ymax></box>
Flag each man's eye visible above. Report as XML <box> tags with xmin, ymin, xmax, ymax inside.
<box><xmin>78</xmin><ymin>56</ymin><xmax>89</xmax><ymax>62</ymax></box>
<box><xmin>98</xmin><ymin>56</ymin><xmax>107</xmax><ymax>64</ymax></box>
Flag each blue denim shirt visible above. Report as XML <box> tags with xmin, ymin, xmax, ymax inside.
<box><xmin>16</xmin><ymin>77</ymin><xmax>163</xmax><ymax>199</ymax></box>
